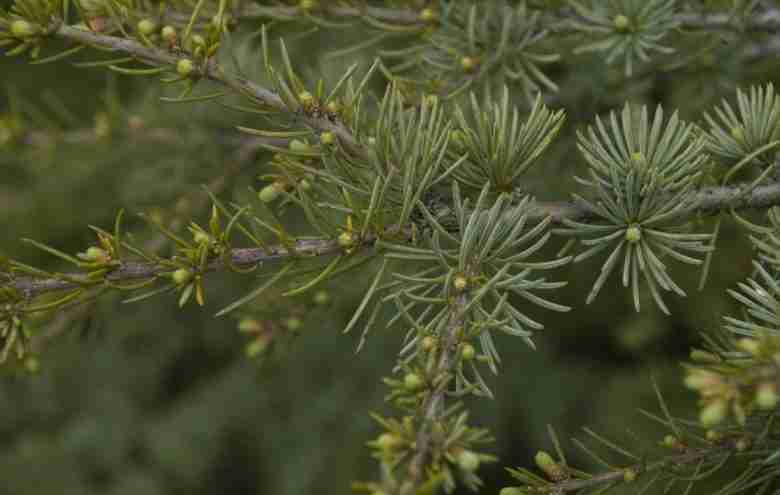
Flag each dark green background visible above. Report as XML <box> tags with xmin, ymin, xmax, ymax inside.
<box><xmin>1</xmin><ymin>12</ymin><xmax>777</xmax><ymax>494</ymax></box>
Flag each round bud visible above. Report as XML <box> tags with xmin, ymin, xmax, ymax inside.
<box><xmin>420</xmin><ymin>8</ymin><xmax>438</xmax><ymax>23</ymax></box>
<box><xmin>613</xmin><ymin>14</ymin><xmax>630</xmax><ymax>31</ymax></box>
<box><xmin>535</xmin><ymin>450</ymin><xmax>565</xmax><ymax>480</ymax></box>
<box><xmin>289</xmin><ymin>139</ymin><xmax>310</xmax><ymax>153</ymax></box>
<box><xmin>238</xmin><ymin>318</ymin><xmax>262</xmax><ymax>333</ymax></box>
<box><xmin>699</xmin><ymin>399</ymin><xmax>728</xmax><ymax>427</ymax></box>
<box><xmin>338</xmin><ymin>231</ymin><xmax>355</xmax><ymax>248</ymax></box>
<box><xmin>730</xmin><ymin>126</ymin><xmax>745</xmax><ymax>142</ymax></box>
<box><xmin>84</xmin><ymin>246</ymin><xmax>108</xmax><ymax>262</ymax></box>
<box><xmin>176</xmin><ymin>58</ymin><xmax>194</xmax><ymax>77</ymax></box>
<box><xmin>499</xmin><ymin>489</ymin><xmax>525</xmax><ymax>495</ymax></box>
<box><xmin>631</xmin><ymin>151</ymin><xmax>645</xmax><ymax>165</ymax></box>
<box><xmin>137</xmin><ymin>19</ymin><xmax>157</xmax><ymax>36</ymax></box>
<box><xmin>421</xmin><ymin>336</ymin><xmax>436</xmax><ymax>351</ymax></box>
<box><xmin>191</xmin><ymin>34</ymin><xmax>205</xmax><ymax>47</ymax></box>
<box><xmin>313</xmin><ymin>290</ymin><xmax>330</xmax><ymax>305</ymax></box>
<box><xmin>10</xmin><ymin>20</ymin><xmax>36</xmax><ymax>38</ymax></box>
<box><xmin>706</xmin><ymin>429</ymin><xmax>724</xmax><ymax>443</ymax></box>
<box><xmin>245</xmin><ymin>338</ymin><xmax>268</xmax><ymax>357</ymax></box>
<box><xmin>320</xmin><ymin>131</ymin><xmax>336</xmax><ymax>146</ymax></box>
<box><xmin>623</xmin><ymin>469</ymin><xmax>637</xmax><ymax>482</ymax></box>
<box><xmin>662</xmin><ymin>435</ymin><xmax>679</xmax><ymax>449</ymax></box>
<box><xmin>258</xmin><ymin>182</ymin><xmax>284</xmax><ymax>203</ymax></box>
<box><xmin>285</xmin><ymin>317</ymin><xmax>302</xmax><ymax>331</ymax></box>
<box><xmin>690</xmin><ymin>349</ymin><xmax>721</xmax><ymax>363</ymax></box>
<box><xmin>298</xmin><ymin>178</ymin><xmax>311</xmax><ymax>191</ymax></box>
<box><xmin>161</xmin><ymin>25</ymin><xmax>177</xmax><ymax>43</ymax></box>
<box><xmin>367</xmin><ymin>136</ymin><xmax>377</xmax><ymax>146</ymax></box>
<box><xmin>737</xmin><ymin>337</ymin><xmax>760</xmax><ymax>356</ymax></box>
<box><xmin>298</xmin><ymin>91</ymin><xmax>314</xmax><ymax>108</ymax></box>
<box><xmin>460</xmin><ymin>56</ymin><xmax>478</xmax><ymax>72</ymax></box>
<box><xmin>461</xmin><ymin>343</ymin><xmax>476</xmax><ymax>361</ymax></box>
<box><xmin>456</xmin><ymin>450</ymin><xmax>480</xmax><ymax>472</ymax></box>
<box><xmin>625</xmin><ymin>224</ymin><xmax>641</xmax><ymax>243</ymax></box>
<box><xmin>735</xmin><ymin>437</ymin><xmax>751</xmax><ymax>452</ymax></box>
<box><xmin>376</xmin><ymin>433</ymin><xmax>402</xmax><ymax>451</ymax></box>
<box><xmin>453</xmin><ymin>275</ymin><xmax>468</xmax><ymax>291</ymax></box>
<box><xmin>172</xmin><ymin>268</ymin><xmax>193</xmax><ymax>285</ymax></box>
<box><xmin>450</xmin><ymin>129</ymin><xmax>466</xmax><ymax>149</ymax></box>
<box><xmin>326</xmin><ymin>100</ymin><xmax>341</xmax><ymax>114</ymax></box>
<box><xmin>403</xmin><ymin>372</ymin><xmax>424</xmax><ymax>391</ymax></box>
<box><xmin>193</xmin><ymin>231</ymin><xmax>210</xmax><ymax>245</ymax></box>
<box><xmin>299</xmin><ymin>0</ymin><xmax>317</xmax><ymax>11</ymax></box>
<box><xmin>756</xmin><ymin>382</ymin><xmax>779</xmax><ymax>410</ymax></box>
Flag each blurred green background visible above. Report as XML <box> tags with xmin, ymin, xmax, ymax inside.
<box><xmin>1</xmin><ymin>11</ymin><xmax>778</xmax><ymax>495</ymax></box>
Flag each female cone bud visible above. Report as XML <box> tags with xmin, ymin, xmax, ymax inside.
<box><xmin>460</xmin><ymin>56</ymin><xmax>478</xmax><ymax>72</ymax></box>
<box><xmin>421</xmin><ymin>336</ymin><xmax>436</xmax><ymax>351</ymax></box>
<box><xmin>259</xmin><ymin>181</ymin><xmax>285</xmax><ymax>203</ymax></box>
<box><xmin>137</xmin><ymin>19</ymin><xmax>157</xmax><ymax>36</ymax></box>
<box><xmin>456</xmin><ymin>450</ymin><xmax>480</xmax><ymax>472</ymax></box>
<box><xmin>338</xmin><ymin>231</ymin><xmax>355</xmax><ymax>248</ymax></box>
<box><xmin>176</xmin><ymin>58</ymin><xmax>194</xmax><ymax>77</ymax></box>
<box><xmin>376</xmin><ymin>433</ymin><xmax>402</xmax><ymax>451</ymax></box>
<box><xmin>161</xmin><ymin>25</ymin><xmax>177</xmax><ymax>43</ymax></box>
<box><xmin>403</xmin><ymin>372</ymin><xmax>424</xmax><ymax>391</ymax></box>
<box><xmin>172</xmin><ymin>268</ymin><xmax>193</xmax><ymax>285</ymax></box>
<box><xmin>453</xmin><ymin>274</ymin><xmax>468</xmax><ymax>292</ymax></box>
<box><xmin>535</xmin><ymin>451</ymin><xmax>565</xmax><ymax>481</ymax></box>
<box><xmin>313</xmin><ymin>290</ymin><xmax>330</xmax><ymax>305</ymax></box>
<box><xmin>84</xmin><ymin>246</ymin><xmax>108</xmax><ymax>262</ymax></box>
<box><xmin>320</xmin><ymin>131</ymin><xmax>336</xmax><ymax>146</ymax></box>
<box><xmin>699</xmin><ymin>399</ymin><xmax>728</xmax><ymax>427</ymax></box>
<box><xmin>420</xmin><ymin>8</ymin><xmax>438</xmax><ymax>23</ymax></box>
<box><xmin>298</xmin><ymin>91</ymin><xmax>314</xmax><ymax>108</ymax></box>
<box><xmin>289</xmin><ymin>139</ymin><xmax>310</xmax><ymax>153</ymax></box>
<box><xmin>461</xmin><ymin>343</ymin><xmax>476</xmax><ymax>361</ymax></box>
<box><xmin>756</xmin><ymin>382</ymin><xmax>779</xmax><ymax>410</ymax></box>
<box><xmin>499</xmin><ymin>489</ymin><xmax>524</xmax><ymax>495</ymax></box>
<box><xmin>625</xmin><ymin>224</ymin><xmax>641</xmax><ymax>243</ymax></box>
<box><xmin>10</xmin><ymin>20</ymin><xmax>36</xmax><ymax>38</ymax></box>
<box><xmin>613</xmin><ymin>14</ymin><xmax>630</xmax><ymax>31</ymax></box>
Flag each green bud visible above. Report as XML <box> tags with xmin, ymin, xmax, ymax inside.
<box><xmin>461</xmin><ymin>343</ymin><xmax>476</xmax><ymax>361</ymax></box>
<box><xmin>245</xmin><ymin>338</ymin><xmax>268</xmax><ymax>357</ymax></box>
<box><xmin>161</xmin><ymin>25</ymin><xmax>177</xmax><ymax>42</ymax></box>
<box><xmin>84</xmin><ymin>246</ymin><xmax>108</xmax><ymax>262</ymax></box>
<box><xmin>258</xmin><ymin>182</ymin><xmax>285</xmax><ymax>203</ymax></box>
<box><xmin>535</xmin><ymin>450</ymin><xmax>565</xmax><ymax>480</ymax></box>
<box><xmin>456</xmin><ymin>450</ymin><xmax>480</xmax><ymax>472</ymax></box>
<box><xmin>176</xmin><ymin>58</ymin><xmax>194</xmax><ymax>77</ymax></box>
<box><xmin>289</xmin><ymin>139</ymin><xmax>310</xmax><ymax>153</ymax></box>
<box><xmin>700</xmin><ymin>399</ymin><xmax>728</xmax><ymax>427</ymax></box>
<box><xmin>421</xmin><ymin>336</ymin><xmax>436</xmax><ymax>351</ymax></box>
<box><xmin>420</xmin><ymin>8</ymin><xmax>438</xmax><ymax>23</ymax></box>
<box><xmin>403</xmin><ymin>372</ymin><xmax>424</xmax><ymax>391</ymax></box>
<box><xmin>298</xmin><ymin>91</ymin><xmax>314</xmax><ymax>108</ymax></box>
<box><xmin>285</xmin><ymin>317</ymin><xmax>303</xmax><ymax>331</ymax></box>
<box><xmin>736</xmin><ymin>337</ymin><xmax>760</xmax><ymax>356</ymax></box>
<box><xmin>460</xmin><ymin>56</ymin><xmax>478</xmax><ymax>72</ymax></box>
<box><xmin>623</xmin><ymin>468</ymin><xmax>637</xmax><ymax>482</ymax></box>
<box><xmin>735</xmin><ymin>437</ymin><xmax>751</xmax><ymax>452</ymax></box>
<box><xmin>662</xmin><ymin>434</ymin><xmax>680</xmax><ymax>449</ymax></box>
<box><xmin>10</xmin><ymin>20</ymin><xmax>37</xmax><ymax>38</ymax></box>
<box><xmin>238</xmin><ymin>318</ymin><xmax>261</xmax><ymax>333</ymax></box>
<box><xmin>172</xmin><ymin>268</ymin><xmax>193</xmax><ymax>285</ymax></box>
<box><xmin>730</xmin><ymin>126</ymin><xmax>745</xmax><ymax>142</ymax></box>
<box><xmin>613</xmin><ymin>14</ymin><xmax>630</xmax><ymax>31</ymax></box>
<box><xmin>756</xmin><ymin>382</ymin><xmax>778</xmax><ymax>410</ymax></box>
<box><xmin>313</xmin><ymin>290</ymin><xmax>330</xmax><ymax>305</ymax></box>
<box><xmin>690</xmin><ymin>349</ymin><xmax>721</xmax><ymax>363</ymax></box>
<box><xmin>299</xmin><ymin>0</ymin><xmax>317</xmax><ymax>11</ymax></box>
<box><xmin>320</xmin><ymin>131</ymin><xmax>336</xmax><ymax>146</ymax></box>
<box><xmin>137</xmin><ymin>19</ymin><xmax>157</xmax><ymax>36</ymax></box>
<box><xmin>453</xmin><ymin>274</ymin><xmax>468</xmax><ymax>292</ymax></box>
<box><xmin>338</xmin><ymin>231</ymin><xmax>355</xmax><ymax>248</ymax></box>
<box><xmin>326</xmin><ymin>100</ymin><xmax>341</xmax><ymax>114</ymax></box>
<box><xmin>193</xmin><ymin>231</ymin><xmax>210</xmax><ymax>245</ymax></box>
<box><xmin>625</xmin><ymin>224</ymin><xmax>641</xmax><ymax>243</ymax></box>
<box><xmin>376</xmin><ymin>433</ymin><xmax>402</xmax><ymax>451</ymax></box>
<box><xmin>499</xmin><ymin>489</ymin><xmax>525</xmax><ymax>495</ymax></box>
<box><xmin>191</xmin><ymin>34</ymin><xmax>205</xmax><ymax>47</ymax></box>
